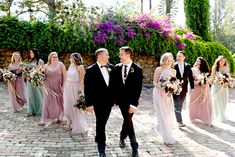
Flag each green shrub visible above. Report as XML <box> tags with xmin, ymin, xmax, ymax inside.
<box><xmin>0</xmin><ymin>15</ymin><xmax>234</xmax><ymax>74</ymax></box>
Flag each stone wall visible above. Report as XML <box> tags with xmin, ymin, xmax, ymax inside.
<box><xmin>0</xmin><ymin>49</ymin><xmax>158</xmax><ymax>83</ymax></box>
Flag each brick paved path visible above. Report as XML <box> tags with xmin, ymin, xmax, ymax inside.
<box><xmin>0</xmin><ymin>82</ymin><xmax>234</xmax><ymax>157</ymax></box>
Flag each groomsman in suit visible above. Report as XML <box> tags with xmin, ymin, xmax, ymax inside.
<box><xmin>173</xmin><ymin>51</ymin><xmax>194</xmax><ymax>127</ymax></box>
<box><xmin>84</xmin><ymin>48</ymin><xmax>114</xmax><ymax>157</ymax></box>
<box><xmin>113</xmin><ymin>46</ymin><xmax>143</xmax><ymax>157</ymax></box>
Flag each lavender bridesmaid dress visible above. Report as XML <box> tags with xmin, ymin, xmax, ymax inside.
<box><xmin>41</xmin><ymin>62</ymin><xmax>64</xmax><ymax>123</ymax></box>
<box><xmin>8</xmin><ymin>67</ymin><xmax>27</xmax><ymax>112</ymax></box>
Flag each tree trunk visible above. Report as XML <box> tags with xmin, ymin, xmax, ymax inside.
<box><xmin>42</xmin><ymin>0</ymin><xmax>56</xmax><ymax>19</ymax></box>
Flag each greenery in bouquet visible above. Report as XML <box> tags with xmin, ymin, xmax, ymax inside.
<box><xmin>29</xmin><ymin>68</ymin><xmax>45</xmax><ymax>87</ymax></box>
<box><xmin>215</xmin><ymin>73</ymin><xmax>233</xmax><ymax>87</ymax></box>
<box><xmin>197</xmin><ymin>73</ymin><xmax>209</xmax><ymax>86</ymax></box>
<box><xmin>20</xmin><ymin>62</ymin><xmax>33</xmax><ymax>79</ymax></box>
<box><xmin>160</xmin><ymin>76</ymin><xmax>183</xmax><ymax>96</ymax></box>
<box><xmin>1</xmin><ymin>69</ymin><xmax>17</xmax><ymax>83</ymax></box>
<box><xmin>74</xmin><ymin>91</ymin><xmax>86</xmax><ymax>111</ymax></box>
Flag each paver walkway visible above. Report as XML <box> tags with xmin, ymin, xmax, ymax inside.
<box><xmin>0</xmin><ymin>82</ymin><xmax>234</xmax><ymax>157</ymax></box>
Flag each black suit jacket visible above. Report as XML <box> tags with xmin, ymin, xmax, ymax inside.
<box><xmin>84</xmin><ymin>63</ymin><xmax>114</xmax><ymax>109</ymax></box>
<box><xmin>113</xmin><ymin>63</ymin><xmax>143</xmax><ymax>107</ymax></box>
<box><xmin>174</xmin><ymin>62</ymin><xmax>194</xmax><ymax>96</ymax></box>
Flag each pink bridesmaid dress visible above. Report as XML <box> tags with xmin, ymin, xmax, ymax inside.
<box><xmin>63</xmin><ymin>66</ymin><xmax>88</xmax><ymax>133</ymax></box>
<box><xmin>41</xmin><ymin>62</ymin><xmax>64</xmax><ymax>123</ymax></box>
<box><xmin>8</xmin><ymin>67</ymin><xmax>27</xmax><ymax>112</ymax></box>
<box><xmin>189</xmin><ymin>68</ymin><xmax>213</xmax><ymax>126</ymax></box>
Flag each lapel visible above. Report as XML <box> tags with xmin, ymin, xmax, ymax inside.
<box><xmin>125</xmin><ymin>63</ymin><xmax>134</xmax><ymax>83</ymax></box>
<box><xmin>118</xmin><ymin>64</ymin><xmax>124</xmax><ymax>84</ymax></box>
<box><xmin>175</xmin><ymin>63</ymin><xmax>181</xmax><ymax>79</ymax></box>
<box><xmin>95</xmin><ymin>63</ymin><xmax>108</xmax><ymax>87</ymax></box>
<box><xmin>182</xmin><ymin>63</ymin><xmax>186</xmax><ymax>78</ymax></box>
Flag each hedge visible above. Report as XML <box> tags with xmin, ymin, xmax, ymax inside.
<box><xmin>0</xmin><ymin>15</ymin><xmax>234</xmax><ymax>73</ymax></box>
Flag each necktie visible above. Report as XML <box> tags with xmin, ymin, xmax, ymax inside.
<box><xmin>124</xmin><ymin>65</ymin><xmax>128</xmax><ymax>78</ymax></box>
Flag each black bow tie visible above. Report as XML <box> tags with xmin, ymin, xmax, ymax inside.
<box><xmin>101</xmin><ymin>65</ymin><xmax>108</xmax><ymax>68</ymax></box>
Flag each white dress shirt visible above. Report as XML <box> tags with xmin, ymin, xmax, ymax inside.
<box><xmin>122</xmin><ymin>61</ymin><xmax>133</xmax><ymax>84</ymax></box>
<box><xmin>178</xmin><ymin>62</ymin><xmax>184</xmax><ymax>77</ymax></box>
<box><xmin>97</xmin><ymin>62</ymin><xmax>109</xmax><ymax>86</ymax></box>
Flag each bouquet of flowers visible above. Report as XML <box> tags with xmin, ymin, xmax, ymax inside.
<box><xmin>74</xmin><ymin>91</ymin><xmax>86</xmax><ymax>111</ymax></box>
<box><xmin>20</xmin><ymin>63</ymin><xmax>33</xmax><ymax>79</ymax></box>
<box><xmin>160</xmin><ymin>76</ymin><xmax>183</xmax><ymax>96</ymax></box>
<box><xmin>29</xmin><ymin>68</ymin><xmax>45</xmax><ymax>87</ymax></box>
<box><xmin>214</xmin><ymin>72</ymin><xmax>233</xmax><ymax>87</ymax></box>
<box><xmin>196</xmin><ymin>73</ymin><xmax>209</xmax><ymax>86</ymax></box>
<box><xmin>1</xmin><ymin>69</ymin><xmax>17</xmax><ymax>83</ymax></box>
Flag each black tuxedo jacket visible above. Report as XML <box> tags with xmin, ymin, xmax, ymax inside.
<box><xmin>113</xmin><ymin>63</ymin><xmax>143</xmax><ymax>107</ymax></box>
<box><xmin>174</xmin><ymin>62</ymin><xmax>194</xmax><ymax>96</ymax></box>
<box><xmin>84</xmin><ymin>63</ymin><xmax>114</xmax><ymax>109</ymax></box>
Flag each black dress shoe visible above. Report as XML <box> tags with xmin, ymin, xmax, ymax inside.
<box><xmin>119</xmin><ymin>139</ymin><xmax>126</xmax><ymax>148</ymax></box>
<box><xmin>99</xmin><ymin>152</ymin><xmax>106</xmax><ymax>157</ymax></box>
<box><xmin>132</xmin><ymin>150</ymin><xmax>139</xmax><ymax>157</ymax></box>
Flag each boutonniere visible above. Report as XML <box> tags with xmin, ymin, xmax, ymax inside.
<box><xmin>130</xmin><ymin>67</ymin><xmax>134</xmax><ymax>73</ymax></box>
<box><xmin>107</xmin><ymin>68</ymin><xmax>111</xmax><ymax>73</ymax></box>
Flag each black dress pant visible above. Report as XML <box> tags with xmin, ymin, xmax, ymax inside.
<box><xmin>119</xmin><ymin>105</ymin><xmax>138</xmax><ymax>151</ymax></box>
<box><xmin>94</xmin><ymin>106</ymin><xmax>112</xmax><ymax>145</ymax></box>
<box><xmin>173</xmin><ymin>94</ymin><xmax>186</xmax><ymax>123</ymax></box>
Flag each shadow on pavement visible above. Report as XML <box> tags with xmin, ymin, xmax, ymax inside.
<box><xmin>182</xmin><ymin>125</ymin><xmax>235</xmax><ymax>157</ymax></box>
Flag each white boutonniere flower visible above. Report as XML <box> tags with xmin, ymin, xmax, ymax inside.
<box><xmin>107</xmin><ymin>68</ymin><xmax>111</xmax><ymax>73</ymax></box>
<box><xmin>130</xmin><ymin>67</ymin><xmax>134</xmax><ymax>73</ymax></box>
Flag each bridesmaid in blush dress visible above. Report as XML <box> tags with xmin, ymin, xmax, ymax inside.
<box><xmin>38</xmin><ymin>52</ymin><xmax>66</xmax><ymax>126</ymax></box>
<box><xmin>63</xmin><ymin>53</ymin><xmax>88</xmax><ymax>134</ymax></box>
<box><xmin>211</xmin><ymin>56</ymin><xmax>230</xmax><ymax>121</ymax></box>
<box><xmin>8</xmin><ymin>52</ymin><xmax>27</xmax><ymax>112</ymax></box>
<box><xmin>188</xmin><ymin>57</ymin><xmax>213</xmax><ymax>126</ymax></box>
<box><xmin>153</xmin><ymin>52</ymin><xmax>176</xmax><ymax>146</ymax></box>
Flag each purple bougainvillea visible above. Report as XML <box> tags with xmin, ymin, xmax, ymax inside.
<box><xmin>145</xmin><ymin>32</ymin><xmax>151</xmax><ymax>40</ymax></box>
<box><xmin>127</xmin><ymin>28</ymin><xmax>136</xmax><ymax>39</ymax></box>
<box><xmin>93</xmin><ymin>32</ymin><xmax>108</xmax><ymax>44</ymax></box>
<box><xmin>184</xmin><ymin>33</ymin><xmax>196</xmax><ymax>40</ymax></box>
<box><xmin>91</xmin><ymin>14</ymin><xmax>193</xmax><ymax>50</ymax></box>
<box><xmin>118</xmin><ymin>37</ymin><xmax>125</xmax><ymax>46</ymax></box>
<box><xmin>173</xmin><ymin>34</ymin><xmax>180</xmax><ymax>41</ymax></box>
<box><xmin>177</xmin><ymin>43</ymin><xmax>187</xmax><ymax>50</ymax></box>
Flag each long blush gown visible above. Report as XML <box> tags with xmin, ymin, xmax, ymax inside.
<box><xmin>189</xmin><ymin>68</ymin><xmax>213</xmax><ymax>126</ymax></box>
<box><xmin>41</xmin><ymin>63</ymin><xmax>64</xmax><ymax>123</ymax></box>
<box><xmin>8</xmin><ymin>67</ymin><xmax>27</xmax><ymax>112</ymax></box>
<box><xmin>153</xmin><ymin>68</ymin><xmax>176</xmax><ymax>144</ymax></box>
<box><xmin>63</xmin><ymin>66</ymin><xmax>88</xmax><ymax>133</ymax></box>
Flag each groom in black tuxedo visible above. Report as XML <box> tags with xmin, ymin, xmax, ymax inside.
<box><xmin>84</xmin><ymin>48</ymin><xmax>114</xmax><ymax>157</ymax></box>
<box><xmin>173</xmin><ymin>51</ymin><xmax>194</xmax><ymax>127</ymax></box>
<box><xmin>113</xmin><ymin>46</ymin><xmax>143</xmax><ymax>157</ymax></box>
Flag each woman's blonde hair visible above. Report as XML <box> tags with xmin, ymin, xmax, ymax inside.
<box><xmin>11</xmin><ymin>52</ymin><xmax>21</xmax><ymax>64</ymax></box>
<box><xmin>160</xmin><ymin>52</ymin><xmax>174</xmax><ymax>67</ymax></box>
<box><xmin>47</xmin><ymin>52</ymin><xmax>58</xmax><ymax>65</ymax></box>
